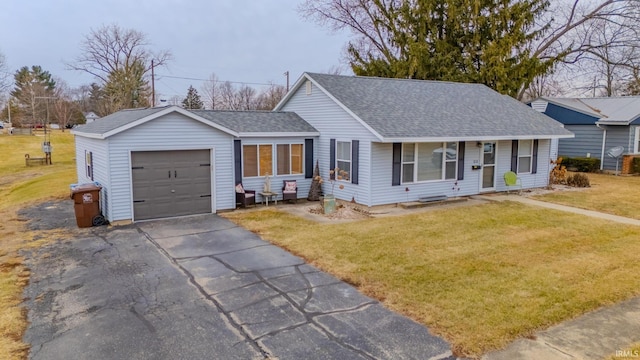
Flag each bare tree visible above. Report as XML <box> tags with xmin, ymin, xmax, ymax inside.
<box><xmin>51</xmin><ymin>79</ymin><xmax>81</xmax><ymax>131</ymax></box>
<box><xmin>255</xmin><ymin>83</ymin><xmax>287</xmax><ymax>110</ymax></box>
<box><xmin>0</xmin><ymin>50</ymin><xmax>10</xmax><ymax>98</ymax></box>
<box><xmin>69</xmin><ymin>24</ymin><xmax>171</xmax><ymax>113</ymax></box>
<box><xmin>201</xmin><ymin>73</ymin><xmax>221</xmax><ymax>109</ymax></box>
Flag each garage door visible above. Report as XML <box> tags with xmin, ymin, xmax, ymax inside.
<box><xmin>131</xmin><ymin>150</ymin><xmax>212</xmax><ymax>220</ymax></box>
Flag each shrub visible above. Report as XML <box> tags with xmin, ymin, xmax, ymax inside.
<box><xmin>632</xmin><ymin>157</ymin><xmax>640</xmax><ymax>174</ymax></box>
<box><xmin>549</xmin><ymin>158</ymin><xmax>567</xmax><ymax>185</ymax></box>
<box><xmin>560</xmin><ymin>157</ymin><xmax>601</xmax><ymax>173</ymax></box>
<box><xmin>566</xmin><ymin>173</ymin><xmax>590</xmax><ymax>187</ymax></box>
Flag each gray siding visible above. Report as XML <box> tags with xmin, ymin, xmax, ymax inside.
<box><xmin>74</xmin><ymin>136</ymin><xmax>111</xmax><ymax>219</ymax></box>
<box><xmin>602</xmin><ymin>125</ymin><xmax>633</xmax><ymax>170</ymax></box>
<box><xmin>106</xmin><ymin>113</ymin><xmax>235</xmax><ymax>221</ymax></box>
<box><xmin>238</xmin><ymin>137</ymin><xmax>317</xmax><ymax>202</ymax></box>
<box><xmin>557</xmin><ymin>125</ymin><xmax>604</xmax><ymax>160</ymax></box>
<box><xmin>280</xmin><ymin>81</ymin><xmax>379</xmax><ymax>205</ymax></box>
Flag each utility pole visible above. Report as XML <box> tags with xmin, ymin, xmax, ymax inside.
<box><xmin>284</xmin><ymin>71</ymin><xmax>289</xmax><ymax>92</ymax></box>
<box><xmin>151</xmin><ymin>59</ymin><xmax>156</xmax><ymax>107</ymax></box>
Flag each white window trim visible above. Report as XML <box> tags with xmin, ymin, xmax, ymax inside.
<box><xmin>242</xmin><ymin>144</ymin><xmax>273</xmax><ymax>178</ymax></box>
<box><xmin>634</xmin><ymin>127</ymin><xmax>640</xmax><ymax>153</ymax></box>
<box><xmin>276</xmin><ymin>143</ymin><xmax>305</xmax><ymax>176</ymax></box>
<box><xmin>85</xmin><ymin>150</ymin><xmax>93</xmax><ymax>180</ymax></box>
<box><xmin>401</xmin><ymin>142</ymin><xmax>458</xmax><ymax>184</ymax></box>
<box><xmin>336</xmin><ymin>140</ymin><xmax>352</xmax><ymax>181</ymax></box>
<box><xmin>517</xmin><ymin>140</ymin><xmax>533</xmax><ymax>174</ymax></box>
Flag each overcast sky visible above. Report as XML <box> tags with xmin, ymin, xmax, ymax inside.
<box><xmin>0</xmin><ymin>0</ymin><xmax>352</xmax><ymax>101</ymax></box>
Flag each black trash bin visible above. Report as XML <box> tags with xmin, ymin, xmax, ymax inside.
<box><xmin>70</xmin><ymin>183</ymin><xmax>104</xmax><ymax>228</ymax></box>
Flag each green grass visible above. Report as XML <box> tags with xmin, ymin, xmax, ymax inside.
<box><xmin>534</xmin><ymin>172</ymin><xmax>640</xmax><ymax>220</ymax></box>
<box><xmin>223</xmin><ymin>204</ymin><xmax>640</xmax><ymax>358</ymax></box>
<box><xmin>0</xmin><ymin>130</ymin><xmax>77</xmax><ymax>360</ymax></box>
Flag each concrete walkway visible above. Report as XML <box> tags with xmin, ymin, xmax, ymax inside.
<box><xmin>475</xmin><ymin>194</ymin><xmax>640</xmax><ymax>226</ymax></box>
<box><xmin>475</xmin><ymin>194</ymin><xmax>640</xmax><ymax>359</ymax></box>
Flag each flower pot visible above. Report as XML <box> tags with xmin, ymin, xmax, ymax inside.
<box><xmin>323</xmin><ymin>194</ymin><xmax>336</xmax><ymax>214</ymax></box>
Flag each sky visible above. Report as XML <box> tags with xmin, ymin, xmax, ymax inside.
<box><xmin>0</xmin><ymin>0</ymin><xmax>353</xmax><ymax>102</ymax></box>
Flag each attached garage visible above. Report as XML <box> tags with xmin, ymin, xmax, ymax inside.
<box><xmin>131</xmin><ymin>150</ymin><xmax>212</xmax><ymax>220</ymax></box>
<box><xmin>72</xmin><ymin>106</ymin><xmax>318</xmax><ymax>224</ymax></box>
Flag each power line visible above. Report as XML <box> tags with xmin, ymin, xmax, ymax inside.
<box><xmin>157</xmin><ymin>74</ymin><xmax>282</xmax><ymax>87</ymax></box>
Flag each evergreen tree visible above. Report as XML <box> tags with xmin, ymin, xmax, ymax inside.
<box><xmin>11</xmin><ymin>65</ymin><xmax>56</xmax><ymax>125</ymax></box>
<box><xmin>182</xmin><ymin>85</ymin><xmax>203</xmax><ymax>109</ymax></box>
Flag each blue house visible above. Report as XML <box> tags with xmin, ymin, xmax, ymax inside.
<box><xmin>73</xmin><ymin>73</ymin><xmax>572</xmax><ymax>223</ymax></box>
<box><xmin>531</xmin><ymin>97</ymin><xmax>640</xmax><ymax>170</ymax></box>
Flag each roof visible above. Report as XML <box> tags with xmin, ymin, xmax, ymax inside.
<box><xmin>540</xmin><ymin>96</ymin><xmax>640</xmax><ymax>125</ymax></box>
<box><xmin>73</xmin><ymin>106</ymin><xmax>319</xmax><ymax>139</ymax></box>
<box><xmin>277</xmin><ymin>73</ymin><xmax>572</xmax><ymax>141</ymax></box>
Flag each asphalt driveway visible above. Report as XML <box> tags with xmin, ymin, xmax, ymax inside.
<box><xmin>22</xmin><ymin>203</ymin><xmax>455</xmax><ymax>360</ymax></box>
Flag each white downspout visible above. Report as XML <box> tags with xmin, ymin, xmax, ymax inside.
<box><xmin>596</xmin><ymin>123</ymin><xmax>606</xmax><ymax>170</ymax></box>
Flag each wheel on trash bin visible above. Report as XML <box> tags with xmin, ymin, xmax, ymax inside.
<box><xmin>92</xmin><ymin>214</ymin><xmax>106</xmax><ymax>226</ymax></box>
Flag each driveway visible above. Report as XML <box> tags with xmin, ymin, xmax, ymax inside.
<box><xmin>22</xmin><ymin>203</ymin><xmax>455</xmax><ymax>360</ymax></box>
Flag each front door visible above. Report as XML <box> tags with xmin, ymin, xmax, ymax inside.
<box><xmin>480</xmin><ymin>142</ymin><xmax>497</xmax><ymax>192</ymax></box>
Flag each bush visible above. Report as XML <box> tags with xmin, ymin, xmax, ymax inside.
<box><xmin>560</xmin><ymin>156</ymin><xmax>601</xmax><ymax>173</ymax></box>
<box><xmin>566</xmin><ymin>173</ymin><xmax>590</xmax><ymax>187</ymax></box>
<box><xmin>632</xmin><ymin>157</ymin><xmax>640</xmax><ymax>174</ymax></box>
<box><xmin>549</xmin><ymin>158</ymin><xmax>567</xmax><ymax>185</ymax></box>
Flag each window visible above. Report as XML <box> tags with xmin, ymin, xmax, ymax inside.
<box><xmin>85</xmin><ymin>151</ymin><xmax>93</xmax><ymax>180</ymax></box>
<box><xmin>402</xmin><ymin>142</ymin><xmax>457</xmax><ymax>183</ymax></box>
<box><xmin>277</xmin><ymin>144</ymin><xmax>303</xmax><ymax>175</ymax></box>
<box><xmin>243</xmin><ymin>144</ymin><xmax>272</xmax><ymax>177</ymax></box>
<box><xmin>635</xmin><ymin>127</ymin><xmax>640</xmax><ymax>153</ymax></box>
<box><xmin>336</xmin><ymin>141</ymin><xmax>351</xmax><ymax>180</ymax></box>
<box><xmin>517</xmin><ymin>140</ymin><xmax>533</xmax><ymax>173</ymax></box>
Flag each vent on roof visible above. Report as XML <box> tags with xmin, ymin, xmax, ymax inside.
<box><xmin>305</xmin><ymin>80</ymin><xmax>312</xmax><ymax>95</ymax></box>
<box><xmin>531</xmin><ymin>101</ymin><xmax>548</xmax><ymax>113</ymax></box>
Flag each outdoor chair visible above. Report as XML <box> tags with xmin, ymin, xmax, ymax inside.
<box><xmin>235</xmin><ymin>183</ymin><xmax>256</xmax><ymax>208</ymax></box>
<box><xmin>282</xmin><ymin>180</ymin><xmax>298</xmax><ymax>203</ymax></box>
<box><xmin>503</xmin><ymin>171</ymin><xmax>522</xmax><ymax>194</ymax></box>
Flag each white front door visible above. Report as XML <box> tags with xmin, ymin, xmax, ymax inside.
<box><xmin>480</xmin><ymin>142</ymin><xmax>497</xmax><ymax>192</ymax></box>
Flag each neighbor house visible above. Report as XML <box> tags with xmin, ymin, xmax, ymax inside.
<box><xmin>530</xmin><ymin>96</ymin><xmax>640</xmax><ymax>170</ymax></box>
<box><xmin>72</xmin><ymin>73</ymin><xmax>572</xmax><ymax>223</ymax></box>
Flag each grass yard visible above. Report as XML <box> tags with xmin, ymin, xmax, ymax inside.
<box><xmin>223</xmin><ymin>204</ymin><xmax>640</xmax><ymax>358</ymax></box>
<box><xmin>0</xmin><ymin>131</ymin><xmax>77</xmax><ymax>360</ymax></box>
<box><xmin>533</xmin><ymin>172</ymin><xmax>640</xmax><ymax>220</ymax></box>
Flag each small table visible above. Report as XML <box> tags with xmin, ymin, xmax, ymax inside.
<box><xmin>259</xmin><ymin>192</ymin><xmax>278</xmax><ymax>206</ymax></box>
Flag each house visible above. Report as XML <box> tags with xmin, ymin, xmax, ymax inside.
<box><xmin>84</xmin><ymin>111</ymin><xmax>100</xmax><ymax>124</ymax></box>
<box><xmin>530</xmin><ymin>97</ymin><xmax>640</xmax><ymax>170</ymax></box>
<box><xmin>72</xmin><ymin>73</ymin><xmax>572</xmax><ymax>223</ymax></box>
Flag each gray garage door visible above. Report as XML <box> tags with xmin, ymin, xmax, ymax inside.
<box><xmin>131</xmin><ymin>150</ymin><xmax>212</xmax><ymax>220</ymax></box>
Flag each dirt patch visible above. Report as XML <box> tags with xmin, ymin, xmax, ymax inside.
<box><xmin>307</xmin><ymin>201</ymin><xmax>372</xmax><ymax>220</ymax></box>
<box><xmin>519</xmin><ymin>184</ymin><xmax>590</xmax><ymax>197</ymax></box>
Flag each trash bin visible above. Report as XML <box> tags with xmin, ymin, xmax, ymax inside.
<box><xmin>70</xmin><ymin>183</ymin><xmax>104</xmax><ymax>228</ymax></box>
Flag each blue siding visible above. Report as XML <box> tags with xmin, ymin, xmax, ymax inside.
<box><xmin>544</xmin><ymin>103</ymin><xmax>599</xmax><ymax>125</ymax></box>
<box><xmin>558</xmin><ymin>125</ymin><xmax>604</xmax><ymax>160</ymax></box>
<box><xmin>602</xmin><ymin>125</ymin><xmax>633</xmax><ymax>170</ymax></box>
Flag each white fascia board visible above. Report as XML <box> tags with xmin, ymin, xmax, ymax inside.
<box><xmin>595</xmin><ymin>120</ymin><xmax>630</xmax><ymax>126</ymax></box>
<box><xmin>101</xmin><ymin>106</ymin><xmax>239</xmax><ymax>139</ymax></box>
<box><xmin>237</xmin><ymin>131</ymin><xmax>320</xmax><ymax>138</ymax></box>
<box><xmin>381</xmin><ymin>134</ymin><xmax>575</xmax><ymax>142</ymax></box>
<box><xmin>70</xmin><ymin>130</ymin><xmax>105</xmax><ymax>139</ymax></box>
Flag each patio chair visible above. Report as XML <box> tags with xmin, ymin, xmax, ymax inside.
<box><xmin>282</xmin><ymin>180</ymin><xmax>298</xmax><ymax>203</ymax></box>
<box><xmin>235</xmin><ymin>183</ymin><xmax>256</xmax><ymax>208</ymax></box>
<box><xmin>503</xmin><ymin>171</ymin><xmax>522</xmax><ymax>194</ymax></box>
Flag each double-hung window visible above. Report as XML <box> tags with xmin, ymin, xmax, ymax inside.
<box><xmin>402</xmin><ymin>142</ymin><xmax>457</xmax><ymax>183</ymax></box>
<box><xmin>277</xmin><ymin>144</ymin><xmax>303</xmax><ymax>175</ymax></box>
<box><xmin>336</xmin><ymin>141</ymin><xmax>351</xmax><ymax>180</ymax></box>
<box><xmin>517</xmin><ymin>140</ymin><xmax>533</xmax><ymax>173</ymax></box>
<box><xmin>243</xmin><ymin>144</ymin><xmax>273</xmax><ymax>177</ymax></box>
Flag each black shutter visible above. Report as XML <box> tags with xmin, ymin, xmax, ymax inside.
<box><xmin>532</xmin><ymin>139</ymin><xmax>539</xmax><ymax>174</ymax></box>
<box><xmin>457</xmin><ymin>142</ymin><xmax>465</xmax><ymax>180</ymax></box>
<box><xmin>234</xmin><ymin>140</ymin><xmax>242</xmax><ymax>185</ymax></box>
<box><xmin>305</xmin><ymin>139</ymin><xmax>313</xmax><ymax>178</ymax></box>
<box><xmin>392</xmin><ymin>143</ymin><xmax>402</xmax><ymax>186</ymax></box>
<box><xmin>511</xmin><ymin>140</ymin><xmax>518</xmax><ymax>172</ymax></box>
<box><xmin>351</xmin><ymin>140</ymin><xmax>359</xmax><ymax>184</ymax></box>
<box><xmin>329</xmin><ymin>138</ymin><xmax>336</xmax><ymax>180</ymax></box>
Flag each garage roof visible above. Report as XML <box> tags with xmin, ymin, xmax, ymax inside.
<box><xmin>72</xmin><ymin>106</ymin><xmax>319</xmax><ymax>139</ymax></box>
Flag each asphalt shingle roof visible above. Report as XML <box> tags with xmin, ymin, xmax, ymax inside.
<box><xmin>73</xmin><ymin>107</ymin><xmax>317</xmax><ymax>137</ymax></box>
<box><xmin>305</xmin><ymin>73</ymin><xmax>572</xmax><ymax>139</ymax></box>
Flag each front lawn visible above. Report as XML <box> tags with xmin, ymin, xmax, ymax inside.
<box><xmin>223</xmin><ymin>203</ymin><xmax>640</xmax><ymax>358</ymax></box>
<box><xmin>533</xmin><ymin>172</ymin><xmax>640</xmax><ymax>220</ymax></box>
